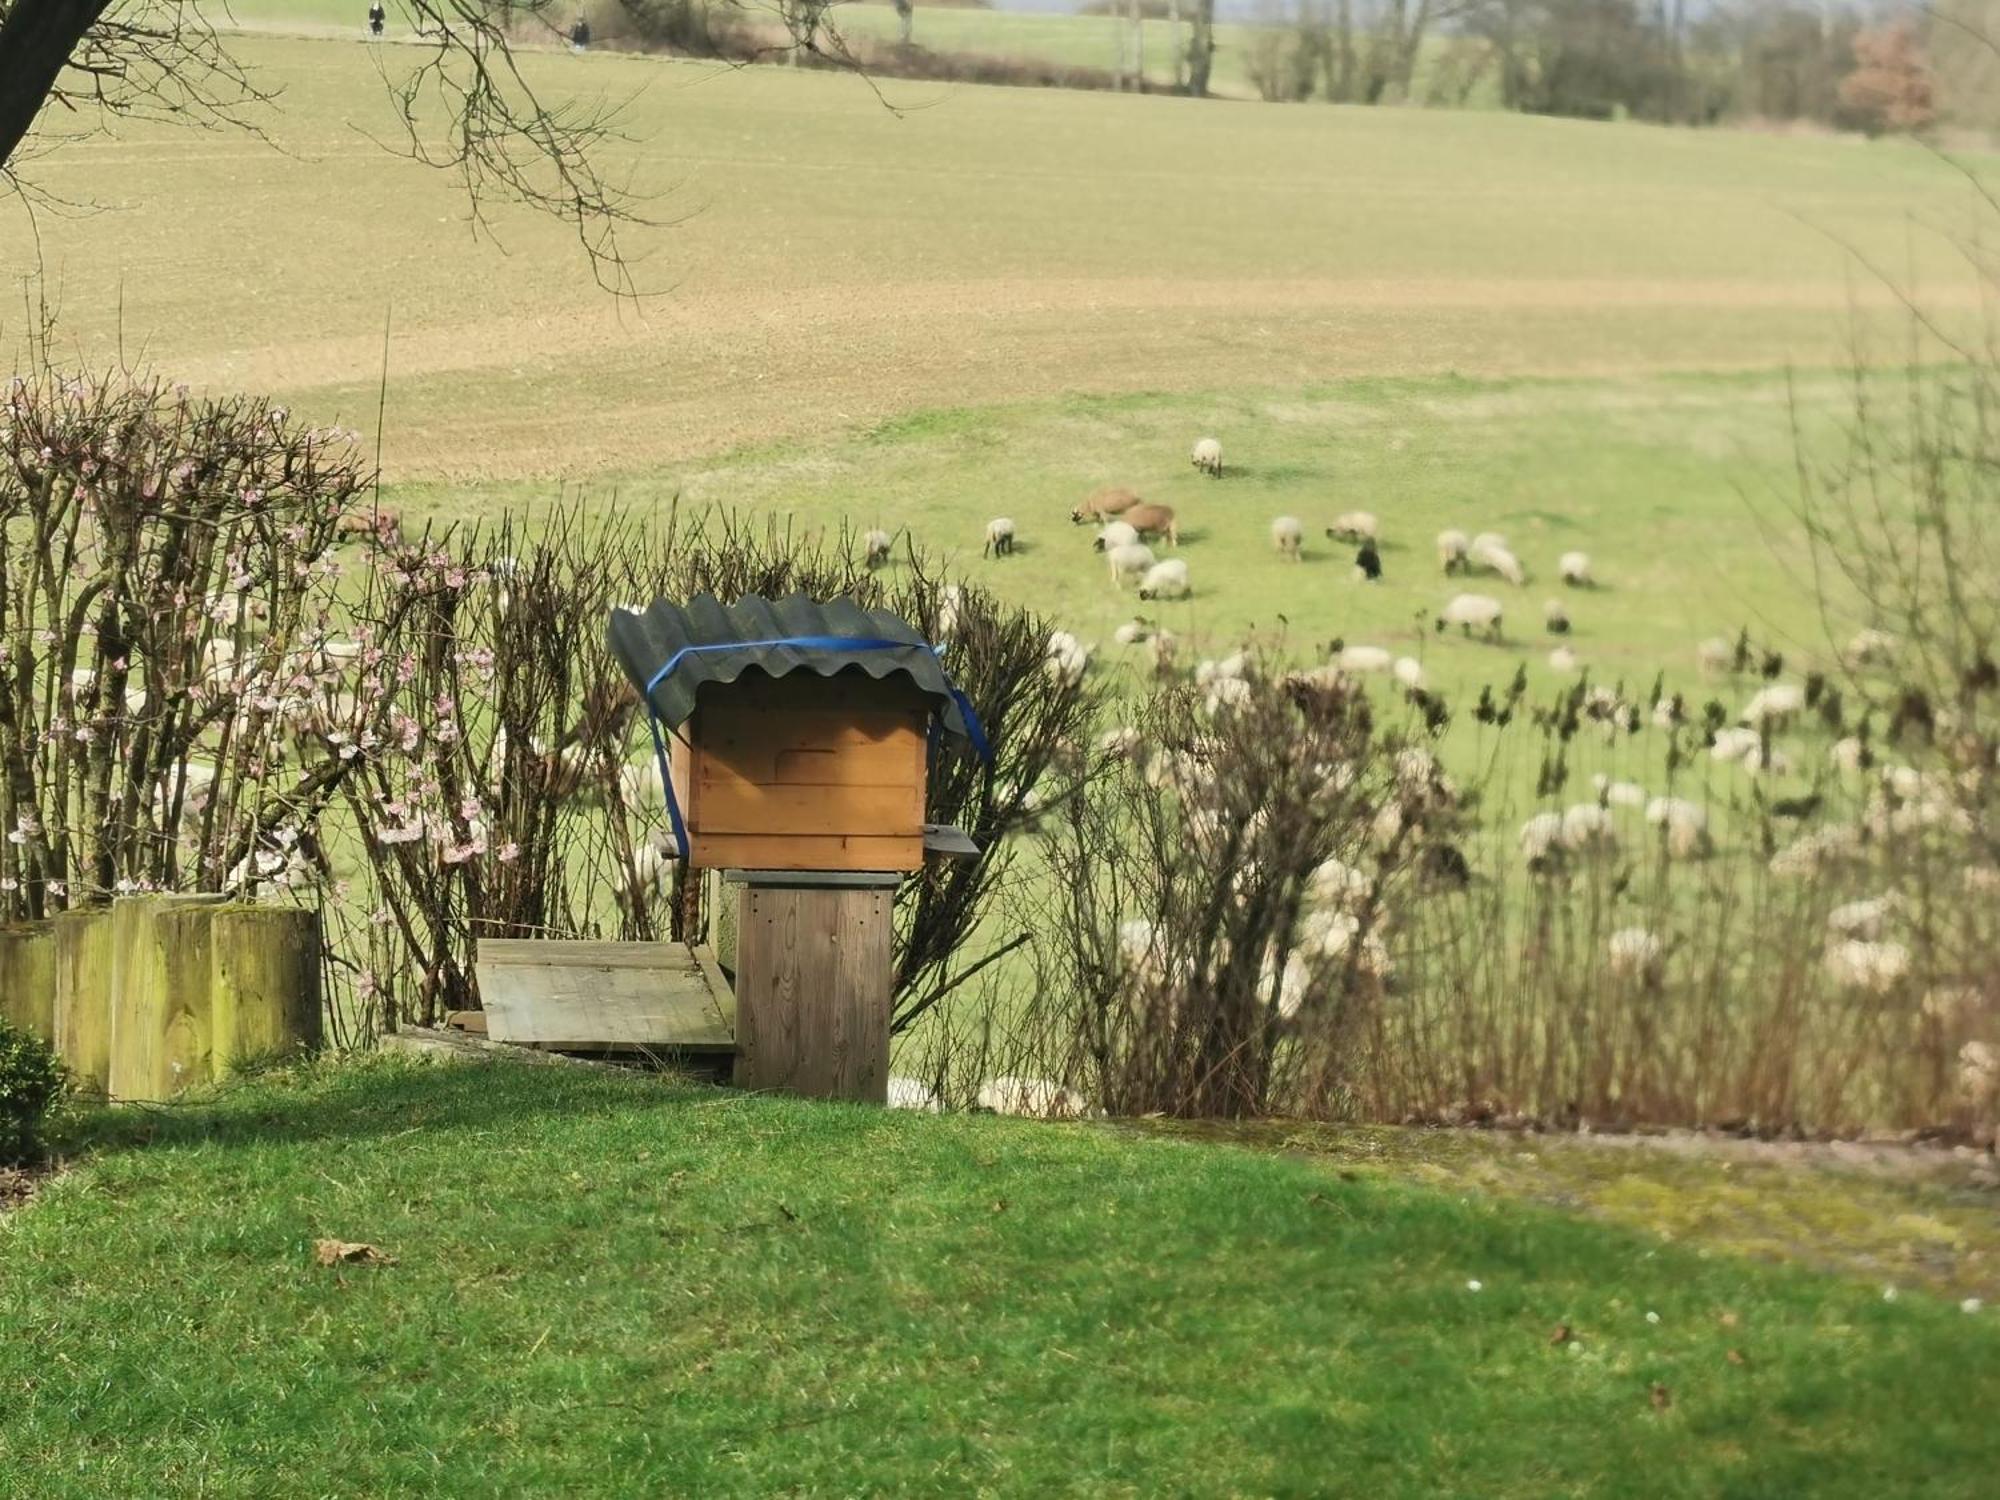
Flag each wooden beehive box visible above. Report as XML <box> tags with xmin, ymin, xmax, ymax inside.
<box><xmin>667</xmin><ymin>668</ymin><xmax>930</xmax><ymax>872</ymax></box>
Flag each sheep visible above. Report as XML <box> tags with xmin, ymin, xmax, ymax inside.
<box><xmin>1093</xmin><ymin>520</ymin><xmax>1139</xmax><ymax>552</ymax></box>
<box><xmin>1107</xmin><ymin>541</ymin><xmax>1157</xmax><ymax>588</ymax></box>
<box><xmin>1469</xmin><ymin>530</ymin><xmax>1507</xmax><ymax>555</ymax></box>
<box><xmin>1203</xmin><ymin>676</ymin><xmax>1252</xmax><ymax>715</ymax></box>
<box><xmin>1043</xmin><ymin>632</ymin><xmax>1092</xmax><ymax>687</ymax></box>
<box><xmin>975</xmin><ymin>1075</ymin><xmax>1090</xmax><ymax>1119</ymax></box>
<box><xmin>1591</xmin><ymin>773</ymin><xmax>1647</xmax><ymax>809</ymax></box>
<box><xmin>1769</xmin><ymin>823</ymin><xmax>1863</xmax><ymax>879</ymax></box>
<box><xmin>1072</xmin><ymin>485</ymin><xmax>1141</xmax><ymax>525</ymax></box>
<box><xmin>618</xmin><ymin>760</ymin><xmax>666</xmax><ymax>808</ymax></box>
<box><xmin>1829</xmin><ymin>736</ymin><xmax>1870</xmax><ymax>773</ymax></box>
<box><xmin>1740</xmin><ymin>683</ymin><xmax>1805</xmax><ymax>729</ymax></box>
<box><xmin>1844</xmin><ymin>627</ymin><xmax>1896</xmax><ymax>669</ymax></box>
<box><xmin>863</xmin><ymin>528</ymin><xmax>893</xmax><ymax>568</ymax></box>
<box><xmin>336</xmin><ymin>506</ymin><xmax>402</xmax><ymax>546</ymax></box>
<box><xmin>1709</xmin><ymin>726</ymin><xmax>1761</xmax><ymax>763</ymax></box>
<box><xmin>1469</xmin><ymin>536</ymin><xmax>1525</xmax><ymax>586</ymax></box>
<box><xmin>1743</xmin><ymin>743</ymin><xmax>1792</xmax><ymax>776</ymax></box>
<box><xmin>1123</xmin><ymin>503</ymin><xmax>1180</xmax><ymax>548</ymax></box>
<box><xmin>1271</xmin><ymin>515</ymin><xmax>1304</xmax><ymax>561</ymax></box>
<box><xmin>1099</xmin><ymin>725</ymin><xmax>1143</xmax><ymax>758</ymax></box>
<box><xmin>1645</xmin><ymin>796</ymin><xmax>1710</xmax><ymax>858</ymax></box>
<box><xmin>1827</xmin><ymin>894</ymin><xmax>1900</xmax><ymax>942</ymax></box>
<box><xmin>1437</xmin><ymin>529</ymin><xmax>1470</xmax><ymax>573</ymax></box>
<box><xmin>1558</xmin><ymin>551</ymin><xmax>1593</xmax><ymax>587</ymax></box>
<box><xmin>1191</xmin><ymin>436</ymin><xmax>1223</xmax><ymax>476</ymax></box>
<box><xmin>937</xmin><ymin>584</ymin><xmax>963</xmax><ymax>640</ymax></box>
<box><xmin>627</xmin><ymin>831</ymin><xmax>679</xmax><ymax>896</ymax></box>
<box><xmin>886</xmin><ymin>1076</ymin><xmax>941</xmax><ymax>1112</ymax></box>
<box><xmin>1309</xmin><ymin>857</ymin><xmax>1373</xmax><ymax>909</ymax></box>
<box><xmin>1519</xmin><ymin>812</ymin><xmax>1565</xmax><ymax>865</ymax></box>
<box><xmin>1335</xmin><ymin>644</ymin><xmax>1393</xmax><ymax>675</ymax></box>
<box><xmin>1561</xmin><ymin>802</ymin><xmax>1618</xmax><ymax>854</ymax></box>
<box><xmin>1548</xmin><ymin>647</ymin><xmax>1579</xmax><ymax>673</ymax></box>
<box><xmin>1824</xmin><ymin>938</ymin><xmax>1910</xmax><ymax>993</ymax></box>
<box><xmin>1607</xmin><ymin>927</ymin><xmax>1665</xmax><ymax>985</ymax></box>
<box><xmin>1393</xmin><ymin>656</ymin><xmax>1426</xmax><ymax>691</ymax></box>
<box><xmin>982</xmin><ymin>517</ymin><xmax>1016</xmax><ymax>558</ymax></box>
<box><xmin>1112</xmin><ymin>619</ymin><xmax>1150</xmax><ymax>647</ymax></box>
<box><xmin>1147</xmin><ymin>630</ymin><xmax>1179</xmax><ymax>671</ymax></box>
<box><xmin>1436</xmin><ymin>593</ymin><xmax>1503</xmax><ymax>641</ymax></box>
<box><xmin>1651</xmin><ymin>694</ymin><xmax>1686</xmax><ymax>730</ymax></box>
<box><xmin>1697</xmin><ymin>636</ymin><xmax>1733</xmax><ymax>676</ymax></box>
<box><xmin>1544</xmin><ymin>599</ymin><xmax>1571</xmax><ymax>635</ymax></box>
<box><xmin>1137</xmin><ymin>559</ymin><xmax>1190</xmax><ymax>600</ymax></box>
<box><xmin>1196</xmin><ymin>652</ymin><xmax>1246</xmax><ymax>685</ymax></box>
<box><xmin>1326</xmin><ymin>511</ymin><xmax>1378</xmax><ymax>544</ymax></box>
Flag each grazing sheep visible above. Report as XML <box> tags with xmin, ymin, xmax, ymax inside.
<box><xmin>1203</xmin><ymin>675</ymin><xmax>1252</xmax><ymax>715</ymax></box>
<box><xmin>975</xmin><ymin>1075</ymin><xmax>1090</xmax><ymax>1119</ymax></box>
<box><xmin>336</xmin><ymin>506</ymin><xmax>402</xmax><ymax>547</ymax></box>
<box><xmin>1326</xmin><ymin>510</ymin><xmax>1378</xmax><ymax>544</ymax></box>
<box><xmin>1740</xmin><ymin>683</ymin><xmax>1805</xmax><ymax>728</ymax></box>
<box><xmin>1393</xmin><ymin>656</ymin><xmax>1426</xmax><ymax>691</ymax></box>
<box><xmin>1147</xmin><ymin>631</ymin><xmax>1179</xmax><ymax>671</ymax></box>
<box><xmin>1072</xmin><ymin>485</ymin><xmax>1141</xmax><ymax>525</ymax></box>
<box><xmin>1044</xmin><ymin>630</ymin><xmax>1092</xmax><ymax>686</ymax></box>
<box><xmin>983</xmin><ymin>517</ymin><xmax>1016</xmax><ymax>558</ymax></box>
<box><xmin>1519</xmin><ymin>812</ymin><xmax>1565</xmax><ymax>865</ymax></box>
<box><xmin>1645</xmin><ymin>796</ymin><xmax>1710</xmax><ymax>858</ymax></box>
<box><xmin>1354</xmin><ymin>540</ymin><xmax>1382</xmax><ymax>582</ymax></box>
<box><xmin>1437</xmin><ymin>529</ymin><xmax>1470</xmax><ymax>573</ymax></box>
<box><xmin>1650</xmin><ymin>695</ymin><xmax>1686</xmax><ymax>730</ymax></box>
<box><xmin>618</xmin><ymin>760</ymin><xmax>666</xmax><ymax>808</ymax></box>
<box><xmin>1844</xmin><ymin>627</ymin><xmax>1896</xmax><ymax>669</ymax></box>
<box><xmin>863</xmin><ymin>528</ymin><xmax>893</xmax><ymax>568</ymax></box>
<box><xmin>1123</xmin><ymin>502</ymin><xmax>1180</xmax><ymax>548</ymax></box>
<box><xmin>1309</xmin><ymin>857</ymin><xmax>1373</xmax><ymax>909</ymax></box>
<box><xmin>937</xmin><ymin>584</ymin><xmax>963</xmax><ymax>640</ymax></box>
<box><xmin>886</xmin><ymin>1076</ymin><xmax>941</xmax><ymax>1112</ymax></box>
<box><xmin>1548</xmin><ymin>647</ymin><xmax>1579</xmax><ymax>673</ymax></box>
<box><xmin>1544</xmin><ymin>599</ymin><xmax>1571</xmax><ymax>635</ymax></box>
<box><xmin>1561</xmin><ymin>802</ymin><xmax>1618</xmax><ymax>853</ymax></box>
<box><xmin>1607</xmin><ymin>927</ymin><xmax>1665</xmax><ymax>984</ymax></box>
<box><xmin>1093</xmin><ymin>520</ymin><xmax>1139</xmax><ymax>552</ymax></box>
<box><xmin>1827</xmin><ymin>894</ymin><xmax>1900</xmax><ymax>941</ymax></box>
<box><xmin>1769</xmin><ymin>823</ymin><xmax>1864</xmax><ymax>879</ymax></box>
<box><xmin>1829</xmin><ymin>736</ymin><xmax>1870</xmax><ymax>773</ymax></box>
<box><xmin>1436</xmin><ymin>593</ymin><xmax>1504</xmax><ymax>641</ymax></box>
<box><xmin>1824</xmin><ymin>938</ymin><xmax>1910</xmax><ymax>993</ymax></box>
<box><xmin>1112</xmin><ymin>619</ymin><xmax>1150</xmax><ymax>646</ymax></box>
<box><xmin>1709</xmin><ymin>726</ymin><xmax>1761</xmax><ymax>763</ymax></box>
<box><xmin>1137</xmin><ymin>559</ymin><xmax>1190</xmax><ymax>600</ymax></box>
<box><xmin>1558</xmin><ymin>551</ymin><xmax>1593</xmax><ymax>587</ymax></box>
<box><xmin>1106</xmin><ymin>541</ymin><xmax>1157</xmax><ymax>587</ymax></box>
<box><xmin>1469</xmin><ymin>536</ymin><xmax>1525</xmax><ymax>586</ymax></box>
<box><xmin>1696</xmin><ymin>636</ymin><xmax>1733</xmax><ymax>676</ymax></box>
<box><xmin>1742</xmin><ymin>743</ymin><xmax>1792</xmax><ymax>776</ymax></box>
<box><xmin>1470</xmin><ymin>530</ymin><xmax>1507</xmax><ymax>555</ymax></box>
<box><xmin>1271</xmin><ymin>515</ymin><xmax>1304</xmax><ymax>560</ymax></box>
<box><xmin>1591</xmin><ymin>773</ymin><xmax>1646</xmax><ymax>808</ymax></box>
<box><xmin>1335</xmin><ymin>644</ymin><xmax>1393</xmax><ymax>675</ymax></box>
<box><xmin>1191</xmin><ymin>436</ymin><xmax>1224</xmax><ymax>476</ymax></box>
<box><xmin>1099</xmin><ymin>725</ymin><xmax>1143</xmax><ymax>758</ymax></box>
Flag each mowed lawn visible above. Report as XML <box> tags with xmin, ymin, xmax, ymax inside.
<box><xmin>1</xmin><ymin>31</ymin><xmax>1989</xmax><ymax>483</ymax></box>
<box><xmin>2</xmin><ymin>1055</ymin><xmax>1995</xmax><ymax>1496</ymax></box>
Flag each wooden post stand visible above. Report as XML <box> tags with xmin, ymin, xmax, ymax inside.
<box><xmin>0</xmin><ymin>921</ymin><xmax>55</xmax><ymax>1043</ymax></box>
<box><xmin>729</xmin><ymin>871</ymin><xmax>896</xmax><ymax>1105</ymax></box>
<box><xmin>53</xmin><ymin>909</ymin><xmax>116</xmax><ymax>1095</ymax></box>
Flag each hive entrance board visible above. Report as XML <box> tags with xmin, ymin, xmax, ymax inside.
<box><xmin>476</xmin><ymin>939</ymin><xmax>735</xmax><ymax>1051</ymax></box>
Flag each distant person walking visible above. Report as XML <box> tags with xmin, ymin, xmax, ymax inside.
<box><xmin>367</xmin><ymin>0</ymin><xmax>384</xmax><ymax>36</ymax></box>
<box><xmin>569</xmin><ymin>15</ymin><xmax>590</xmax><ymax>51</ymax></box>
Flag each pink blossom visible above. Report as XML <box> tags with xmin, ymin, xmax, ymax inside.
<box><xmin>498</xmin><ymin>841</ymin><xmax>521</xmax><ymax>863</ymax></box>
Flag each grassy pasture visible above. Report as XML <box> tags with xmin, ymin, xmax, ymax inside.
<box><xmin>3</xmin><ymin>1055</ymin><xmax>1995</xmax><ymax>1496</ymax></box>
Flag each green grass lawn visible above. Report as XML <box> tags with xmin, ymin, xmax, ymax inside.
<box><xmin>2</xmin><ymin>1054</ymin><xmax>1994</xmax><ymax>1495</ymax></box>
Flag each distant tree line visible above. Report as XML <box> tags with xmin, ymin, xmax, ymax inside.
<box><xmin>1226</xmin><ymin>0</ymin><xmax>1984</xmax><ymax>133</ymax></box>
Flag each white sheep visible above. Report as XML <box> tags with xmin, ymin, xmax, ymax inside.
<box><xmin>618</xmin><ymin>760</ymin><xmax>666</xmax><ymax>808</ymax></box>
<box><xmin>1271</xmin><ymin>515</ymin><xmax>1304</xmax><ymax>561</ymax></box>
<box><xmin>1191</xmin><ymin>436</ymin><xmax>1223</xmax><ymax>476</ymax></box>
<box><xmin>1393</xmin><ymin>656</ymin><xmax>1426</xmax><ymax>691</ymax></box>
<box><xmin>1743</xmin><ymin>743</ymin><xmax>1792</xmax><ymax>776</ymax></box>
<box><xmin>1591</xmin><ymin>774</ymin><xmax>1647</xmax><ymax>808</ymax></box>
<box><xmin>1558</xmin><ymin>551</ymin><xmax>1592</xmax><ymax>587</ymax></box>
<box><xmin>1645</xmin><ymin>796</ymin><xmax>1710</xmax><ymax>859</ymax></box>
<box><xmin>977</xmin><ymin>1075</ymin><xmax>1090</xmax><ymax>1119</ymax></box>
<box><xmin>1146</xmin><ymin>631</ymin><xmax>1179</xmax><ymax>671</ymax></box>
<box><xmin>886</xmin><ymin>1076</ymin><xmax>941</xmax><ymax>1112</ymax></box>
<box><xmin>1829</xmin><ymin>736</ymin><xmax>1868</xmax><ymax>773</ymax></box>
<box><xmin>1740</xmin><ymin>683</ymin><xmax>1805</xmax><ymax>728</ymax></box>
<box><xmin>1824</xmin><ymin>938</ymin><xmax>1910</xmax><ymax>993</ymax></box>
<box><xmin>1469</xmin><ymin>536</ymin><xmax>1525</xmax><ymax>586</ymax></box>
<box><xmin>1561</xmin><ymin>802</ymin><xmax>1618</xmax><ymax>854</ymax></box>
<box><xmin>982</xmin><ymin>517</ymin><xmax>1016</xmax><ymax>558</ymax></box>
<box><xmin>1548</xmin><ymin>647</ymin><xmax>1579</xmax><ymax>673</ymax></box>
<box><xmin>1769</xmin><ymin>823</ymin><xmax>1863</xmax><ymax>879</ymax></box>
<box><xmin>1203</xmin><ymin>676</ymin><xmax>1252</xmax><ymax>715</ymax></box>
<box><xmin>1095</xmin><ymin>520</ymin><xmax>1139</xmax><ymax>552</ymax></box>
<box><xmin>1326</xmin><ymin>511</ymin><xmax>1378</xmax><ymax>543</ymax></box>
<box><xmin>1112</xmin><ymin>619</ymin><xmax>1150</xmax><ymax>646</ymax></box>
<box><xmin>1137</xmin><ymin>559</ymin><xmax>1190</xmax><ymax>600</ymax></box>
<box><xmin>1196</xmin><ymin>652</ymin><xmax>1246</xmax><ymax>685</ymax></box>
<box><xmin>1519</xmin><ymin>812</ymin><xmax>1565</xmax><ymax>864</ymax></box>
<box><xmin>1098</xmin><ymin>725</ymin><xmax>1143</xmax><ymax>758</ymax></box>
<box><xmin>1107</xmin><ymin>541</ymin><xmax>1156</xmax><ymax>588</ymax></box>
<box><xmin>1437</xmin><ymin>529</ymin><xmax>1470</xmax><ymax>573</ymax></box>
<box><xmin>1710</xmin><ymin>727</ymin><xmax>1761</xmax><ymax>763</ymax></box>
<box><xmin>1309</xmin><ymin>857</ymin><xmax>1373</xmax><ymax>909</ymax></box>
<box><xmin>863</xmin><ymin>528</ymin><xmax>893</xmax><ymax>568</ymax></box>
<box><xmin>1336</xmin><ymin>644</ymin><xmax>1392</xmax><ymax>675</ymax></box>
<box><xmin>937</xmin><ymin>584</ymin><xmax>963</xmax><ymax>640</ymax></box>
<box><xmin>1696</xmin><ymin>636</ymin><xmax>1733</xmax><ymax>676</ymax></box>
<box><xmin>1827</xmin><ymin>894</ymin><xmax>1900</xmax><ymax>942</ymax></box>
<box><xmin>1544</xmin><ymin>599</ymin><xmax>1570</xmax><ymax>634</ymax></box>
<box><xmin>1044</xmin><ymin>639</ymin><xmax>1092</xmax><ymax>687</ymax></box>
<box><xmin>1607</xmin><ymin>927</ymin><xmax>1664</xmax><ymax>984</ymax></box>
<box><xmin>1844</xmin><ymin>627</ymin><xmax>1896</xmax><ymax>669</ymax></box>
<box><xmin>1437</xmin><ymin>593</ymin><xmax>1504</xmax><ymax>641</ymax></box>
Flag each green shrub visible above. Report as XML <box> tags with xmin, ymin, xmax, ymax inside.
<box><xmin>0</xmin><ymin>1021</ymin><xmax>65</xmax><ymax>1165</ymax></box>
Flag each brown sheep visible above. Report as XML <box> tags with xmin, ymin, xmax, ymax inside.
<box><xmin>336</xmin><ymin>507</ymin><xmax>403</xmax><ymax>547</ymax></box>
<box><xmin>1071</xmin><ymin>486</ymin><xmax>1141</xmax><ymax>525</ymax></box>
<box><xmin>1123</xmin><ymin>502</ymin><xmax>1179</xmax><ymax>548</ymax></box>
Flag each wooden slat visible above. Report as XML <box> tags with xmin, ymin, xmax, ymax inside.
<box><xmin>697</xmin><ymin>730</ymin><xmax>922</xmax><ymax>790</ymax></box>
<box><xmin>695</xmin><ymin>779</ymin><xmax>922</xmax><ymax>837</ymax></box>
<box><xmin>733</xmin><ymin>884</ymin><xmax>893</xmax><ymax>1103</ymax></box>
<box><xmin>476</xmin><ymin>939</ymin><xmax>732</xmax><ymax>1049</ymax></box>
<box><xmin>690</xmin><ymin>831</ymin><xmax>923</xmax><ymax>872</ymax></box>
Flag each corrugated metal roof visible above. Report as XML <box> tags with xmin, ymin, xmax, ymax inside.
<box><xmin>606</xmin><ymin>592</ymin><xmax>972</xmax><ymax>739</ymax></box>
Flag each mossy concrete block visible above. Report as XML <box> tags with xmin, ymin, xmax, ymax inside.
<box><xmin>108</xmin><ymin>894</ymin><xmax>223</xmax><ymax>1102</ymax></box>
<box><xmin>0</xmin><ymin>921</ymin><xmax>56</xmax><ymax>1044</ymax></box>
<box><xmin>210</xmin><ymin>904</ymin><xmax>322</xmax><ymax>1075</ymax></box>
<box><xmin>53</xmin><ymin>909</ymin><xmax>115</xmax><ymax>1095</ymax></box>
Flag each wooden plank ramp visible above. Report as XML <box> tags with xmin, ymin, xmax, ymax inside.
<box><xmin>476</xmin><ymin>940</ymin><xmax>735</xmax><ymax>1052</ymax></box>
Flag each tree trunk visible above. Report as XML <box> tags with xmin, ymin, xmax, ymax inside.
<box><xmin>1334</xmin><ymin>0</ymin><xmax>1357</xmax><ymax>101</ymax></box>
<box><xmin>1170</xmin><ymin>0</ymin><xmax>1185</xmax><ymax>90</ymax></box>
<box><xmin>1188</xmin><ymin>0</ymin><xmax>1216</xmax><ymax>96</ymax></box>
<box><xmin>1130</xmin><ymin>0</ymin><xmax>1144</xmax><ymax>90</ymax></box>
<box><xmin>0</xmin><ymin>0</ymin><xmax>114</xmax><ymax>175</ymax></box>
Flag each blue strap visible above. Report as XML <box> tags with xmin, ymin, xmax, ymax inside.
<box><xmin>640</xmin><ymin>634</ymin><xmax>993</xmax><ymax>862</ymax></box>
